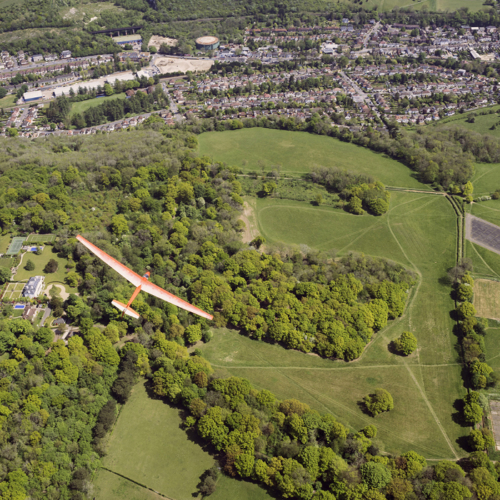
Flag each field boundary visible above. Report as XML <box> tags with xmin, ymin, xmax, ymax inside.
<box><xmin>98</xmin><ymin>467</ymin><xmax>177</xmax><ymax>500</ymax></box>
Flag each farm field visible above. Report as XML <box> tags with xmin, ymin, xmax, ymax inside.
<box><xmin>198</xmin><ymin>128</ymin><xmax>427</xmax><ymax>188</ymax></box>
<box><xmin>200</xmin><ymin>190</ymin><xmax>467</xmax><ymax>459</ymax></box>
<box><xmin>69</xmin><ymin>93</ymin><xmax>127</xmax><ymax>117</ymax></box>
<box><xmin>13</xmin><ymin>249</ymin><xmax>68</xmax><ymax>284</ymax></box>
<box><xmin>103</xmin><ymin>381</ymin><xmax>273</xmax><ymax>500</ymax></box>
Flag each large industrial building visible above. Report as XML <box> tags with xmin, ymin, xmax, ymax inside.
<box><xmin>195</xmin><ymin>36</ymin><xmax>219</xmax><ymax>51</ymax></box>
<box><xmin>23</xmin><ymin>90</ymin><xmax>43</xmax><ymax>102</ymax></box>
<box><xmin>113</xmin><ymin>34</ymin><xmax>142</xmax><ymax>46</ymax></box>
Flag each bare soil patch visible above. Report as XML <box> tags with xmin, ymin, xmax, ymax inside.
<box><xmin>154</xmin><ymin>56</ymin><xmax>213</xmax><ymax>74</ymax></box>
<box><xmin>148</xmin><ymin>35</ymin><xmax>177</xmax><ymax>50</ymax></box>
<box><xmin>473</xmin><ymin>279</ymin><xmax>500</xmax><ymax>320</ymax></box>
<box><xmin>240</xmin><ymin>199</ymin><xmax>259</xmax><ymax>244</ymax></box>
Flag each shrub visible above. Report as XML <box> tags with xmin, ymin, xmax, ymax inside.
<box><xmin>364</xmin><ymin>389</ymin><xmax>394</xmax><ymax>416</ymax></box>
<box><xmin>43</xmin><ymin>259</ymin><xmax>58</xmax><ymax>273</ymax></box>
<box><xmin>393</xmin><ymin>331</ymin><xmax>417</xmax><ymax>356</ymax></box>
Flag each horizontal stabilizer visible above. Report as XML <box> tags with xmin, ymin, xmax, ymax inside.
<box><xmin>112</xmin><ymin>300</ymin><xmax>140</xmax><ymax>320</ymax></box>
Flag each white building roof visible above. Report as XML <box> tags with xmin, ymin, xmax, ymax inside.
<box><xmin>23</xmin><ymin>90</ymin><xmax>43</xmax><ymax>100</ymax></box>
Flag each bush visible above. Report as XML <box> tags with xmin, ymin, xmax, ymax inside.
<box><xmin>43</xmin><ymin>259</ymin><xmax>58</xmax><ymax>273</ymax></box>
<box><xmin>364</xmin><ymin>389</ymin><xmax>394</xmax><ymax>416</ymax></box>
<box><xmin>25</xmin><ymin>259</ymin><xmax>35</xmax><ymax>271</ymax></box>
<box><xmin>393</xmin><ymin>331</ymin><xmax>417</xmax><ymax>356</ymax></box>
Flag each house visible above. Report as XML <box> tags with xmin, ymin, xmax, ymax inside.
<box><xmin>32</xmin><ymin>54</ymin><xmax>43</xmax><ymax>62</ymax></box>
<box><xmin>61</xmin><ymin>50</ymin><xmax>72</xmax><ymax>59</ymax></box>
<box><xmin>45</xmin><ymin>54</ymin><xmax>57</xmax><ymax>62</ymax></box>
<box><xmin>22</xmin><ymin>276</ymin><xmax>44</xmax><ymax>298</ymax></box>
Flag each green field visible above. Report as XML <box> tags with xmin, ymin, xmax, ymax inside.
<box><xmin>69</xmin><ymin>93</ymin><xmax>127</xmax><ymax>117</ymax></box>
<box><xmin>26</xmin><ymin>234</ymin><xmax>55</xmax><ymax>243</ymax></box>
<box><xmin>0</xmin><ymin>235</ymin><xmax>10</xmax><ymax>254</ymax></box>
<box><xmin>433</xmin><ymin>106</ymin><xmax>500</xmax><ymax>138</ymax></box>
<box><xmin>200</xmin><ymin>191</ymin><xmax>468</xmax><ymax>459</ymax></box>
<box><xmin>60</xmin><ymin>1</ymin><xmax>126</xmax><ymax>23</ymax></box>
<box><xmin>14</xmin><ymin>249</ymin><xmax>68</xmax><ymax>284</ymax></box>
<box><xmin>94</xmin><ymin>469</ymin><xmax>165</xmax><ymax>500</ymax></box>
<box><xmin>102</xmin><ymin>381</ymin><xmax>273</xmax><ymax>500</ymax></box>
<box><xmin>471</xmin><ymin>163</ymin><xmax>500</xmax><ymax>196</ymax></box>
<box><xmin>198</xmin><ymin>128</ymin><xmax>427</xmax><ymax>188</ymax></box>
<box><xmin>465</xmin><ymin>200</ymin><xmax>500</xmax><ymax>280</ymax></box>
<box><xmin>0</xmin><ymin>94</ymin><xmax>18</xmax><ymax>109</ymax></box>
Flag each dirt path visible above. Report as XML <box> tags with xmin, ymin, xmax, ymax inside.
<box><xmin>240</xmin><ymin>199</ymin><xmax>259</xmax><ymax>244</ymax></box>
<box><xmin>44</xmin><ymin>283</ymin><xmax>70</xmax><ymax>300</ymax></box>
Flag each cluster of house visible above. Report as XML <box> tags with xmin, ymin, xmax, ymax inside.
<box><xmin>4</xmin><ymin>109</ymin><xmax>174</xmax><ymax>138</ymax></box>
<box><xmin>0</xmin><ymin>50</ymin><xmax>72</xmax><ymax>71</ymax></box>
<box><xmin>0</xmin><ymin>54</ymin><xmax>115</xmax><ymax>82</ymax></box>
<box><xmin>165</xmin><ymin>56</ymin><xmax>500</xmax><ymax>128</ymax></box>
<box><xmin>5</xmin><ymin>106</ymin><xmax>39</xmax><ymax>129</ymax></box>
<box><xmin>214</xmin><ymin>21</ymin><xmax>500</xmax><ymax>64</ymax></box>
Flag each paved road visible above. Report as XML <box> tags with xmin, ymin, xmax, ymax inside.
<box><xmin>340</xmin><ymin>70</ymin><xmax>383</xmax><ymax>123</ymax></box>
<box><xmin>40</xmin><ymin>306</ymin><xmax>51</xmax><ymax>327</ymax></box>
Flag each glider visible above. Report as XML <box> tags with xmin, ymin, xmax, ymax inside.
<box><xmin>76</xmin><ymin>235</ymin><xmax>213</xmax><ymax>321</ymax></box>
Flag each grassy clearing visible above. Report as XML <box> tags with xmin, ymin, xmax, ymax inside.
<box><xmin>94</xmin><ymin>469</ymin><xmax>164</xmax><ymax>500</ymax></box>
<box><xmin>433</xmin><ymin>106</ymin><xmax>500</xmax><ymax>137</ymax></box>
<box><xmin>465</xmin><ymin>202</ymin><xmax>500</xmax><ymax>280</ymax></box>
<box><xmin>200</xmin><ymin>191</ymin><xmax>467</xmax><ymax>459</ymax></box>
<box><xmin>60</xmin><ymin>2</ymin><xmax>126</xmax><ymax>22</ymax></box>
<box><xmin>69</xmin><ymin>93</ymin><xmax>127</xmax><ymax>117</ymax></box>
<box><xmin>471</xmin><ymin>163</ymin><xmax>500</xmax><ymax>196</ymax></box>
<box><xmin>103</xmin><ymin>381</ymin><xmax>272</xmax><ymax>500</ymax></box>
<box><xmin>0</xmin><ymin>94</ymin><xmax>18</xmax><ymax>109</ymax></box>
<box><xmin>473</xmin><ymin>279</ymin><xmax>500</xmax><ymax>320</ymax></box>
<box><xmin>14</xmin><ymin>248</ymin><xmax>68</xmax><ymax>284</ymax></box>
<box><xmin>209</xmin><ymin>475</ymin><xmax>275</xmax><ymax>500</ymax></box>
<box><xmin>198</xmin><ymin>129</ymin><xmax>426</xmax><ymax>188</ymax></box>
<box><xmin>0</xmin><ymin>236</ymin><xmax>9</xmax><ymax>254</ymax></box>
<box><xmin>485</xmin><ymin>328</ymin><xmax>500</xmax><ymax>373</ymax></box>
<box><xmin>0</xmin><ymin>257</ymin><xmax>13</xmax><ymax>269</ymax></box>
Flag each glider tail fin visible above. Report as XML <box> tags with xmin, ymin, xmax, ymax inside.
<box><xmin>111</xmin><ymin>300</ymin><xmax>140</xmax><ymax>320</ymax></box>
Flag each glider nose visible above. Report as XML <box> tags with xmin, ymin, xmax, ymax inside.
<box><xmin>143</xmin><ymin>271</ymin><xmax>151</xmax><ymax>279</ymax></box>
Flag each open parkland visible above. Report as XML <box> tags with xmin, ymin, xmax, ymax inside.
<box><xmin>53</xmin><ymin>127</ymin><xmax>498</xmax><ymax>500</ymax></box>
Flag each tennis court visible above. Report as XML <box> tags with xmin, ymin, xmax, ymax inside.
<box><xmin>26</xmin><ymin>234</ymin><xmax>55</xmax><ymax>244</ymax></box>
<box><xmin>6</xmin><ymin>237</ymin><xmax>25</xmax><ymax>256</ymax></box>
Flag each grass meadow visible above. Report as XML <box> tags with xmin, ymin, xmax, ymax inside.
<box><xmin>471</xmin><ymin>163</ymin><xmax>500</xmax><ymax>196</ymax></box>
<box><xmin>14</xmin><ymin>248</ymin><xmax>68</xmax><ymax>284</ymax></box>
<box><xmin>473</xmin><ymin>279</ymin><xmax>500</xmax><ymax>320</ymax></box>
<box><xmin>94</xmin><ymin>469</ymin><xmax>164</xmax><ymax>500</ymax></box>
<box><xmin>433</xmin><ymin>107</ymin><xmax>500</xmax><ymax>138</ymax></box>
<box><xmin>102</xmin><ymin>381</ymin><xmax>273</xmax><ymax>500</ymax></box>
<box><xmin>465</xmin><ymin>200</ymin><xmax>500</xmax><ymax>280</ymax></box>
<box><xmin>198</xmin><ymin>129</ymin><xmax>426</xmax><ymax>188</ymax></box>
<box><xmin>200</xmin><ymin>191</ymin><xmax>468</xmax><ymax>459</ymax></box>
<box><xmin>69</xmin><ymin>93</ymin><xmax>127</xmax><ymax>117</ymax></box>
<box><xmin>0</xmin><ymin>94</ymin><xmax>18</xmax><ymax>109</ymax></box>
